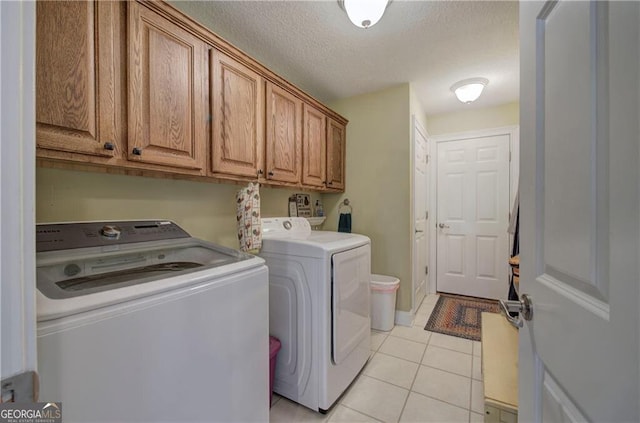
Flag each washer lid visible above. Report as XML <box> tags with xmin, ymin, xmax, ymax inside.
<box><xmin>37</xmin><ymin>239</ymin><xmax>250</xmax><ymax>300</ymax></box>
<box><xmin>35</xmin><ymin>221</ymin><xmax>265</xmax><ymax>321</ymax></box>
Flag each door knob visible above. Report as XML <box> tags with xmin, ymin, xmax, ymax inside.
<box><xmin>499</xmin><ymin>294</ymin><xmax>533</xmax><ymax>328</ymax></box>
<box><xmin>438</xmin><ymin>223</ymin><xmax>450</xmax><ymax>229</ymax></box>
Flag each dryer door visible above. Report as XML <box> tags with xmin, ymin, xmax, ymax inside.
<box><xmin>332</xmin><ymin>244</ymin><xmax>371</xmax><ymax>364</ymax></box>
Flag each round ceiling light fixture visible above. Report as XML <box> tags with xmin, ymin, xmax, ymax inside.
<box><xmin>340</xmin><ymin>0</ymin><xmax>390</xmax><ymax>29</ymax></box>
<box><xmin>450</xmin><ymin>78</ymin><xmax>489</xmax><ymax>103</ymax></box>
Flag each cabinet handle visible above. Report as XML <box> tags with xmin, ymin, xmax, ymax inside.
<box><xmin>268</xmin><ymin>171</ymin><xmax>274</xmax><ymax>177</ymax></box>
<box><xmin>257</xmin><ymin>169</ymin><xmax>264</xmax><ymax>176</ymax></box>
<box><xmin>132</xmin><ymin>147</ymin><xmax>142</xmax><ymax>156</ymax></box>
<box><xmin>103</xmin><ymin>142</ymin><xmax>115</xmax><ymax>151</ymax></box>
<box><xmin>327</xmin><ymin>181</ymin><xmax>333</xmax><ymax>185</ymax></box>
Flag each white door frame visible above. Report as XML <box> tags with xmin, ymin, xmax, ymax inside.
<box><xmin>410</xmin><ymin>115</ymin><xmax>430</xmax><ymax>315</ymax></box>
<box><xmin>0</xmin><ymin>1</ymin><xmax>37</xmax><ymax>391</ymax></box>
<box><xmin>429</xmin><ymin>126</ymin><xmax>519</xmax><ymax>295</ymax></box>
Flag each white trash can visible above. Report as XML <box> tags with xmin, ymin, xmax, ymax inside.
<box><xmin>370</xmin><ymin>274</ymin><xmax>400</xmax><ymax>331</ymax></box>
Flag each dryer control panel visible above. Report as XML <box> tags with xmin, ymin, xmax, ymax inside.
<box><xmin>261</xmin><ymin>217</ymin><xmax>311</xmax><ymax>238</ymax></box>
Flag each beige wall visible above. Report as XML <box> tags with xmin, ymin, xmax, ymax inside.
<box><xmin>326</xmin><ymin>84</ymin><xmax>413</xmax><ymax>312</ymax></box>
<box><xmin>426</xmin><ymin>102</ymin><xmax>519</xmax><ymax>136</ymax></box>
<box><xmin>36</xmin><ymin>168</ymin><xmax>318</xmax><ymax>249</ymax></box>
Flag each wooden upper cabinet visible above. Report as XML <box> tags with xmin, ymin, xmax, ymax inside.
<box><xmin>36</xmin><ymin>1</ymin><xmax>346</xmax><ymax>190</ymax></box>
<box><xmin>302</xmin><ymin>104</ymin><xmax>327</xmax><ymax>188</ymax></box>
<box><xmin>326</xmin><ymin>118</ymin><xmax>346</xmax><ymax>190</ymax></box>
<box><xmin>211</xmin><ymin>49</ymin><xmax>265</xmax><ymax>178</ymax></box>
<box><xmin>265</xmin><ymin>83</ymin><xmax>302</xmax><ymax>184</ymax></box>
<box><xmin>36</xmin><ymin>1</ymin><xmax>121</xmax><ymax>157</ymax></box>
<box><xmin>128</xmin><ymin>2</ymin><xmax>207</xmax><ymax>171</ymax></box>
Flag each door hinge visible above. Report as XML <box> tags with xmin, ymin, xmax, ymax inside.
<box><xmin>1</xmin><ymin>371</ymin><xmax>38</xmax><ymax>403</ymax></box>
<box><xmin>425</xmin><ymin>211</ymin><xmax>428</xmax><ymax>220</ymax></box>
<box><xmin>509</xmin><ymin>151</ymin><xmax>512</xmax><ymax>162</ymax></box>
<box><xmin>425</xmin><ymin>266</ymin><xmax>429</xmax><ymax>275</ymax></box>
<box><xmin>426</xmin><ymin>155</ymin><xmax>429</xmax><ymax>164</ymax></box>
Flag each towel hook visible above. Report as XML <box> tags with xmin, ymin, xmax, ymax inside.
<box><xmin>339</xmin><ymin>198</ymin><xmax>352</xmax><ymax>214</ymax></box>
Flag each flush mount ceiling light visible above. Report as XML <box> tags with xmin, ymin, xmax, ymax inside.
<box><xmin>339</xmin><ymin>0</ymin><xmax>390</xmax><ymax>29</ymax></box>
<box><xmin>451</xmin><ymin>78</ymin><xmax>489</xmax><ymax>104</ymax></box>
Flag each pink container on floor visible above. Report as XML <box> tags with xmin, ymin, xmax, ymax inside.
<box><xmin>269</xmin><ymin>336</ymin><xmax>281</xmax><ymax>407</ymax></box>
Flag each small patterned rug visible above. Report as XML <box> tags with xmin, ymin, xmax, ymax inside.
<box><xmin>424</xmin><ymin>293</ymin><xmax>500</xmax><ymax>341</ymax></box>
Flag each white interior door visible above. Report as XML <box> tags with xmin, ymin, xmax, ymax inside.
<box><xmin>413</xmin><ymin>118</ymin><xmax>429</xmax><ymax>310</ymax></box>
<box><xmin>436</xmin><ymin>135</ymin><xmax>510</xmax><ymax>300</ymax></box>
<box><xmin>519</xmin><ymin>1</ymin><xmax>639</xmax><ymax>421</ymax></box>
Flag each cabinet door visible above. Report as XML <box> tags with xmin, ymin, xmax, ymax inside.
<box><xmin>128</xmin><ymin>2</ymin><xmax>206</xmax><ymax>171</ymax></box>
<box><xmin>36</xmin><ymin>1</ymin><xmax>120</xmax><ymax>157</ymax></box>
<box><xmin>211</xmin><ymin>49</ymin><xmax>265</xmax><ymax>178</ymax></box>
<box><xmin>326</xmin><ymin>118</ymin><xmax>346</xmax><ymax>190</ymax></box>
<box><xmin>265</xmin><ymin>83</ymin><xmax>302</xmax><ymax>184</ymax></box>
<box><xmin>302</xmin><ymin>104</ymin><xmax>326</xmax><ymax>187</ymax></box>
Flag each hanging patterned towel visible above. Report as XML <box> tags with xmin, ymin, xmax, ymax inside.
<box><xmin>236</xmin><ymin>182</ymin><xmax>262</xmax><ymax>253</ymax></box>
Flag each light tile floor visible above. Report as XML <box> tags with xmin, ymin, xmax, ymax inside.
<box><xmin>270</xmin><ymin>294</ymin><xmax>485</xmax><ymax>423</ymax></box>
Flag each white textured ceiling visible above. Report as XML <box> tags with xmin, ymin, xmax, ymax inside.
<box><xmin>170</xmin><ymin>0</ymin><xmax>519</xmax><ymax>115</ymax></box>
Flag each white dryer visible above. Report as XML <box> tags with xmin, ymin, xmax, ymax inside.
<box><xmin>260</xmin><ymin>217</ymin><xmax>371</xmax><ymax>412</ymax></box>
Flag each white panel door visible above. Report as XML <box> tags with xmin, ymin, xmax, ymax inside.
<box><xmin>519</xmin><ymin>1</ymin><xmax>639</xmax><ymax>421</ymax></box>
<box><xmin>437</xmin><ymin>135</ymin><xmax>510</xmax><ymax>299</ymax></box>
<box><xmin>413</xmin><ymin>118</ymin><xmax>429</xmax><ymax>310</ymax></box>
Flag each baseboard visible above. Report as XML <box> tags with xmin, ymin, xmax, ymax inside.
<box><xmin>394</xmin><ymin>310</ymin><xmax>414</xmax><ymax>327</ymax></box>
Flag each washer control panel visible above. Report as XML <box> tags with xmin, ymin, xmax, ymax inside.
<box><xmin>36</xmin><ymin>220</ymin><xmax>190</xmax><ymax>252</ymax></box>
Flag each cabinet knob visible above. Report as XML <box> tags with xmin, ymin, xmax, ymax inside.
<box><xmin>103</xmin><ymin>142</ymin><xmax>115</xmax><ymax>151</ymax></box>
<box><xmin>132</xmin><ymin>147</ymin><xmax>142</xmax><ymax>156</ymax></box>
<box><xmin>268</xmin><ymin>171</ymin><xmax>274</xmax><ymax>177</ymax></box>
<box><xmin>327</xmin><ymin>181</ymin><xmax>333</xmax><ymax>185</ymax></box>
<box><xmin>257</xmin><ymin>169</ymin><xmax>264</xmax><ymax>176</ymax></box>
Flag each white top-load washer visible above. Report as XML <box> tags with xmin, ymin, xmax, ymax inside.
<box><xmin>36</xmin><ymin>220</ymin><xmax>269</xmax><ymax>423</ymax></box>
<box><xmin>260</xmin><ymin>217</ymin><xmax>371</xmax><ymax>413</ymax></box>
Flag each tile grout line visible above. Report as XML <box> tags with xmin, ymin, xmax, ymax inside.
<box><xmin>337</xmin><ymin>403</ymin><xmax>385</xmax><ymax>423</ymax></box>
<box><xmin>388</xmin><ymin>326</ymin><xmax>430</xmax><ymax>423</ymax></box>
<box><xmin>360</xmin><ymin>372</ymin><xmax>414</xmax><ymax>392</ymax></box>
<box><xmin>427</xmin><ymin>338</ymin><xmax>475</xmax><ymax>353</ymax></box>
<box><xmin>468</xmin><ymin>364</ymin><xmax>474</xmax><ymax>415</ymax></box>
<box><xmin>398</xmin><ymin>344</ymin><xmax>431</xmax><ymax>422</ymax></box>
<box><xmin>419</xmin><ymin>362</ymin><xmax>473</xmax><ymax>379</ymax></box>
<box><xmin>405</xmin><ymin>388</ymin><xmax>473</xmax><ymax>417</ymax></box>
<box><xmin>411</xmin><ymin>364</ymin><xmax>475</xmax><ymax>411</ymax></box>
<box><xmin>396</xmin><ymin>330</ymin><xmax>432</xmax><ymax>422</ymax></box>
<box><xmin>417</xmin><ymin>305</ymin><xmax>475</xmax><ymax>415</ymax></box>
